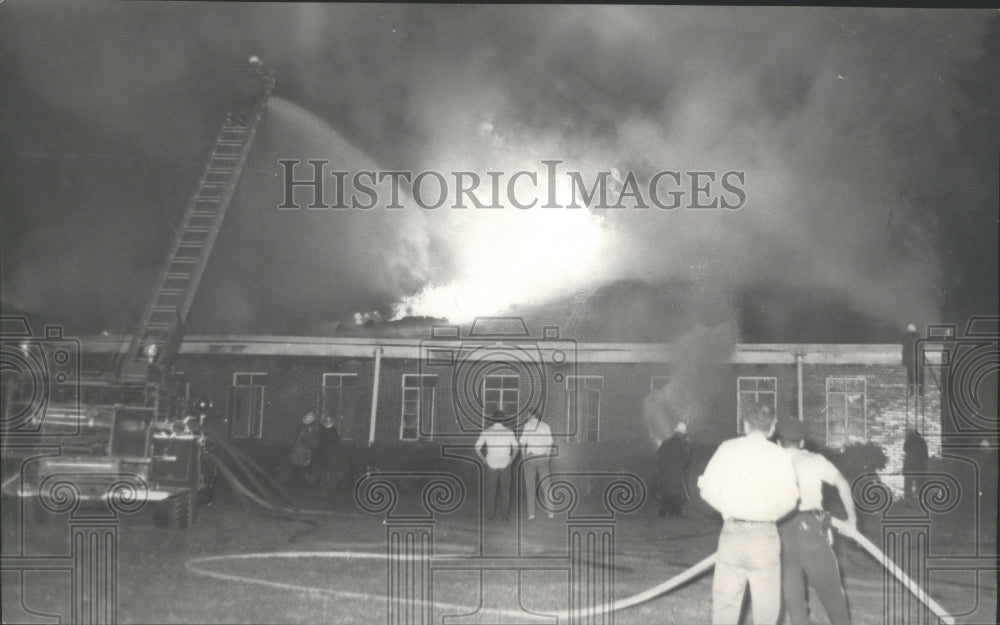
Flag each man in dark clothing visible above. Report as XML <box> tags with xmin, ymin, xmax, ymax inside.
<box><xmin>901</xmin><ymin>323</ymin><xmax>924</xmax><ymax>396</ymax></box>
<box><xmin>290</xmin><ymin>411</ymin><xmax>321</xmax><ymax>485</ymax></box>
<box><xmin>313</xmin><ymin>415</ymin><xmax>344</xmax><ymax>489</ymax></box>
<box><xmin>655</xmin><ymin>421</ymin><xmax>692</xmax><ymax>517</ymax></box>
<box><xmin>902</xmin><ymin>428</ymin><xmax>929</xmax><ymax>502</ymax></box>
<box><xmin>777</xmin><ymin>418</ymin><xmax>856</xmax><ymax>625</ymax></box>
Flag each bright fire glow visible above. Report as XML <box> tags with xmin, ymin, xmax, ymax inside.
<box><xmin>397</xmin><ymin>169</ymin><xmax>611</xmax><ymax>323</ymax></box>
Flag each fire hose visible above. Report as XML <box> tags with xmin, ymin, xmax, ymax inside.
<box><xmin>830</xmin><ymin>518</ymin><xmax>956</xmax><ymax>625</ymax></box>
<box><xmin>571</xmin><ymin>517</ymin><xmax>955</xmax><ymax>623</ymax></box>
<box><xmin>194</xmin><ymin>443</ymin><xmax>957</xmax><ymax>622</ymax></box>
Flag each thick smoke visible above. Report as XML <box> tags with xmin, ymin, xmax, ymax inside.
<box><xmin>1</xmin><ymin>5</ymin><xmax>994</xmax><ymax>334</ymax></box>
<box><xmin>642</xmin><ymin>318</ymin><xmax>740</xmax><ymax>446</ymax></box>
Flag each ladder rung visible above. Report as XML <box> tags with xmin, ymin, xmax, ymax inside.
<box><xmin>207</xmin><ymin>167</ymin><xmax>235</xmax><ymax>173</ymax></box>
<box><xmin>195</xmin><ymin>196</ymin><xmax>222</xmax><ymax>201</ymax></box>
<box><xmin>157</xmin><ymin>288</ymin><xmax>185</xmax><ymax>295</ymax></box>
<box><xmin>183</xmin><ymin>226</ymin><xmax>213</xmax><ymax>233</ymax></box>
<box><xmin>200</xmin><ymin>182</ymin><xmax>228</xmax><ymax>188</ymax></box>
<box><xmin>191</xmin><ymin>210</ymin><xmax>219</xmax><ymax>217</ymax></box>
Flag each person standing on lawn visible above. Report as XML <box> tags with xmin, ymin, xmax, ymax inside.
<box><xmin>475</xmin><ymin>410</ymin><xmax>520</xmax><ymax>521</ymax></box>
<box><xmin>903</xmin><ymin>428</ymin><xmax>929</xmax><ymax>502</ymax></box>
<box><xmin>697</xmin><ymin>403</ymin><xmax>799</xmax><ymax>625</ymax></box>
<box><xmin>289</xmin><ymin>411</ymin><xmax>320</xmax><ymax>485</ymax></box>
<box><xmin>776</xmin><ymin>418</ymin><xmax>858</xmax><ymax>625</ymax></box>
<box><xmin>654</xmin><ymin>421</ymin><xmax>693</xmax><ymax>517</ymax></box>
<box><xmin>519</xmin><ymin>409</ymin><xmax>555</xmax><ymax>520</ymax></box>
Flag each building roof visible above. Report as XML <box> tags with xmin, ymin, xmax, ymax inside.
<box><xmin>75</xmin><ymin>333</ymin><xmax>943</xmax><ymax>366</ymax></box>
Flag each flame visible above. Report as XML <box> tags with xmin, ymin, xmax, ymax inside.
<box><xmin>397</xmin><ymin>165</ymin><xmax>611</xmax><ymax>322</ymax></box>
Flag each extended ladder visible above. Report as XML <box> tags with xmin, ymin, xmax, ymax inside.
<box><xmin>119</xmin><ymin>60</ymin><xmax>275</xmax><ymax>380</ymax></box>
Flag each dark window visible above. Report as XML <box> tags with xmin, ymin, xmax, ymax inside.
<box><xmin>230</xmin><ymin>373</ymin><xmax>266</xmax><ymax>438</ymax></box>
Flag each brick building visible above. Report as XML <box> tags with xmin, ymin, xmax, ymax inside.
<box><xmin>71</xmin><ymin>318</ymin><xmax>944</xmax><ymax>496</ymax></box>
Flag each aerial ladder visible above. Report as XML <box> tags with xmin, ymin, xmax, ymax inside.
<box><xmin>117</xmin><ymin>57</ymin><xmax>274</xmax><ymax>384</ymax></box>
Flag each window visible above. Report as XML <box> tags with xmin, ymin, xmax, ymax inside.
<box><xmin>483</xmin><ymin>374</ymin><xmax>519</xmax><ymax>422</ymax></box>
<box><xmin>322</xmin><ymin>373</ymin><xmax>360</xmax><ymax>440</ymax></box>
<box><xmin>401</xmin><ymin>374</ymin><xmax>436</xmax><ymax>441</ymax></box>
<box><xmin>230</xmin><ymin>373</ymin><xmax>266</xmax><ymax>438</ymax></box>
<box><xmin>826</xmin><ymin>377</ymin><xmax>867</xmax><ymax>448</ymax></box>
<box><xmin>650</xmin><ymin>376</ymin><xmax>670</xmax><ymax>392</ymax></box>
<box><xmin>737</xmin><ymin>377</ymin><xmax>777</xmax><ymax>433</ymax></box>
<box><xmin>567</xmin><ymin>376</ymin><xmax>603</xmax><ymax>442</ymax></box>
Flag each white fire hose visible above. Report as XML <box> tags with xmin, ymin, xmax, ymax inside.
<box><xmin>830</xmin><ymin>518</ymin><xmax>956</xmax><ymax>625</ymax></box>
<box><xmin>567</xmin><ymin>517</ymin><xmax>955</xmax><ymax>624</ymax></box>
<box><xmin>186</xmin><ymin>518</ymin><xmax>956</xmax><ymax>623</ymax></box>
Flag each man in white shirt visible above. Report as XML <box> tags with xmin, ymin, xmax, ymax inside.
<box><xmin>475</xmin><ymin>410</ymin><xmax>519</xmax><ymax>521</ymax></box>
<box><xmin>776</xmin><ymin>418</ymin><xmax>857</xmax><ymax>625</ymax></box>
<box><xmin>698</xmin><ymin>403</ymin><xmax>799</xmax><ymax>625</ymax></box>
<box><xmin>518</xmin><ymin>410</ymin><xmax>555</xmax><ymax>520</ymax></box>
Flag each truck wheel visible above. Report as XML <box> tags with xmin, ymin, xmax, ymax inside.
<box><xmin>153</xmin><ymin>492</ymin><xmax>197</xmax><ymax>529</ymax></box>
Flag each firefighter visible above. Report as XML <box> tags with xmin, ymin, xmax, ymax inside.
<box><xmin>903</xmin><ymin>428</ymin><xmax>928</xmax><ymax>502</ymax></box>
<box><xmin>654</xmin><ymin>421</ymin><xmax>692</xmax><ymax>517</ymax></box>
<box><xmin>698</xmin><ymin>404</ymin><xmax>799</xmax><ymax>625</ymax></box>
<box><xmin>290</xmin><ymin>411</ymin><xmax>320</xmax><ymax>485</ymax></box>
<box><xmin>776</xmin><ymin>418</ymin><xmax>857</xmax><ymax>625</ymax></box>
<box><xmin>313</xmin><ymin>415</ymin><xmax>345</xmax><ymax>490</ymax></box>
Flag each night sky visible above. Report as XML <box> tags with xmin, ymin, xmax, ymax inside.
<box><xmin>1</xmin><ymin>4</ymin><xmax>997</xmax><ymax>342</ymax></box>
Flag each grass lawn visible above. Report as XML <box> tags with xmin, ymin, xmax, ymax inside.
<box><xmin>2</xmin><ymin>480</ymin><xmax>996</xmax><ymax>624</ymax></box>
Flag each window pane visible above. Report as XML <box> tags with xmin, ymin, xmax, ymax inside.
<box><xmin>403</xmin><ymin>376</ymin><xmax>418</xmax><ymax>388</ymax></box>
<box><xmin>587</xmin><ymin>377</ymin><xmax>603</xmax><ymax>391</ymax></box>
<box><xmin>738</xmin><ymin>378</ymin><xmax>754</xmax><ymax>392</ymax></box>
<box><xmin>485</xmin><ymin>377</ymin><xmax>503</xmax><ymax>389</ymax></box>
<box><xmin>502</xmin><ymin>376</ymin><xmax>519</xmax><ymax>389</ymax></box>
<box><xmin>828</xmin><ymin>393</ymin><xmax>845</xmax><ymax>417</ymax></box>
<box><xmin>230</xmin><ymin>386</ymin><xmax>251</xmax><ymax>437</ymax></box>
<box><xmin>759</xmin><ymin>378</ymin><xmax>776</xmax><ymax>392</ymax></box>
<box><xmin>341</xmin><ymin>375</ymin><xmax>357</xmax><ymax>387</ymax></box>
<box><xmin>421</xmin><ymin>376</ymin><xmax>437</xmax><ymax>388</ymax></box>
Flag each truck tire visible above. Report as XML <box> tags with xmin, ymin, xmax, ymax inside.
<box><xmin>153</xmin><ymin>492</ymin><xmax>197</xmax><ymax>529</ymax></box>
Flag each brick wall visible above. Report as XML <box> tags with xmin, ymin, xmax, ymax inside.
<box><xmin>800</xmin><ymin>362</ymin><xmax>941</xmax><ymax>495</ymax></box>
<box><xmin>174</xmin><ymin>350</ymin><xmax>942</xmax><ymax>498</ymax></box>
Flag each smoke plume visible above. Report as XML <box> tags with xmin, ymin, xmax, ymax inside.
<box><xmin>1</xmin><ymin>5</ymin><xmax>995</xmax><ymax>336</ymax></box>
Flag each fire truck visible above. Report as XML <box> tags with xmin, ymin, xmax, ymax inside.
<box><xmin>1</xmin><ymin>57</ymin><xmax>275</xmax><ymax>528</ymax></box>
